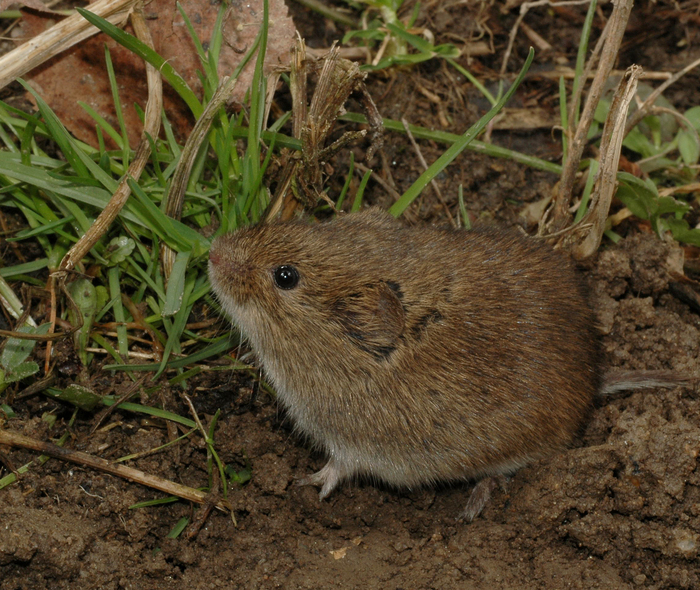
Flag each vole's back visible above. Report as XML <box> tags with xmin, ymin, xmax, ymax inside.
<box><xmin>209</xmin><ymin>209</ymin><xmax>600</xmax><ymax>491</ymax></box>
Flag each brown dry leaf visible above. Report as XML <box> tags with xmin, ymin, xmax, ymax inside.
<box><xmin>492</xmin><ymin>107</ymin><xmax>557</xmax><ymax>130</ymax></box>
<box><xmin>15</xmin><ymin>0</ymin><xmax>295</xmax><ymax>148</ymax></box>
<box><xmin>330</xmin><ymin>546</ymin><xmax>348</xmax><ymax>560</ymax></box>
<box><xmin>0</xmin><ymin>0</ymin><xmax>55</xmax><ymax>12</ymax></box>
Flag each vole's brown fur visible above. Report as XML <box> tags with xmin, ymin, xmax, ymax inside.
<box><xmin>209</xmin><ymin>209</ymin><xmax>601</xmax><ymax>515</ymax></box>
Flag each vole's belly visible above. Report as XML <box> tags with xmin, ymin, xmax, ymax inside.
<box><xmin>315</xmin><ymin>428</ymin><xmax>537</xmax><ymax>488</ymax></box>
<box><xmin>282</xmin><ymin>392</ymin><xmax>554</xmax><ymax>488</ymax></box>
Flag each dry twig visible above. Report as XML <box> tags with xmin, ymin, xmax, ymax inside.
<box><xmin>545</xmin><ymin>0</ymin><xmax>634</xmax><ymax>233</ymax></box>
<box><xmin>57</xmin><ymin>7</ymin><xmax>162</xmax><ymax>274</ymax></box>
<box><xmin>0</xmin><ymin>429</ymin><xmax>232</xmax><ymax>512</ymax></box>
<box><xmin>0</xmin><ymin>0</ymin><xmax>140</xmax><ymax>91</ymax></box>
<box><xmin>38</xmin><ymin>6</ymin><xmax>162</xmax><ymax>371</ymax></box>
<box><xmin>624</xmin><ymin>55</ymin><xmax>700</xmax><ymax>136</ymax></box>
<box><xmin>571</xmin><ymin>66</ymin><xmax>642</xmax><ymax>259</ymax></box>
<box><xmin>354</xmin><ymin>162</ymin><xmax>402</xmax><ymax>202</ymax></box>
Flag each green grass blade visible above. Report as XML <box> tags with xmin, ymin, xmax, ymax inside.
<box><xmin>0</xmin><ymin>258</ymin><xmax>49</xmax><ymax>278</ymax></box>
<box><xmin>458</xmin><ymin>185</ymin><xmax>471</xmax><ymax>229</ymax></box>
<box><xmin>241</xmin><ymin>0</ymin><xmax>269</xmax><ymax>221</ymax></box>
<box><xmin>0</xmin><ymin>153</ymin><xmax>139</xmax><ymax>221</ymax></box>
<box><xmin>156</xmin><ymin>275</ymin><xmax>195</xmax><ymax>377</ymax></box>
<box><xmin>107</xmin><ymin>266</ymin><xmax>129</xmax><ymax>356</ymax></box>
<box><xmin>177</xmin><ymin>2</ymin><xmax>218</xmax><ymax>92</ymax></box>
<box><xmin>335</xmin><ymin>152</ymin><xmax>355</xmax><ymax>210</ymax></box>
<box><xmin>18</xmin><ymin>80</ymin><xmax>89</xmax><ymax>178</ymax></box>
<box><xmin>127</xmin><ymin>180</ymin><xmax>210</xmax><ymax>256</ymax></box>
<box><xmin>339</xmin><ymin>113</ymin><xmax>561</xmax><ymax>174</ymax></box>
<box><xmin>103</xmin><ymin>45</ymin><xmax>130</xmax><ymax>165</ymax></box>
<box><xmin>12</xmin><ymin>217</ymin><xmax>74</xmax><ymax>240</ymax></box>
<box><xmin>78</xmin><ymin>101</ymin><xmax>124</xmax><ymax>150</ymax></box>
<box><xmin>104</xmin><ymin>335</ymin><xmax>240</xmax><ymax>371</ymax></box>
<box><xmin>163</xmin><ymin>250</ymin><xmax>191</xmax><ymax>317</ymax></box>
<box><xmin>446</xmin><ymin>58</ymin><xmax>496</xmax><ymax>106</ymax></box>
<box><xmin>572</xmin><ymin>0</ymin><xmax>597</xmax><ymax>127</ymax></box>
<box><xmin>352</xmin><ymin>169</ymin><xmax>371</xmax><ymax>212</ymax></box>
<box><xmin>99</xmin><ymin>397</ymin><xmax>197</xmax><ymax>428</ymax></box>
<box><xmin>389</xmin><ymin>48</ymin><xmax>536</xmax><ymax>217</ymax></box>
<box><xmin>574</xmin><ymin>159</ymin><xmax>598</xmax><ymax>223</ymax></box>
<box><xmin>76</xmin><ymin>8</ymin><xmax>203</xmax><ymax>118</ymax></box>
<box><xmin>20</xmin><ymin>83</ymin><xmax>118</xmax><ymax>193</ymax></box>
<box><xmin>559</xmin><ymin>76</ymin><xmax>568</xmax><ymax>163</ymax></box>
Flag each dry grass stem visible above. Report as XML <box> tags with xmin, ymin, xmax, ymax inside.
<box><xmin>572</xmin><ymin>65</ymin><xmax>642</xmax><ymax>260</ymax></box>
<box><xmin>0</xmin><ymin>0</ymin><xmax>140</xmax><ymax>91</ymax></box>
<box><xmin>537</xmin><ymin>67</ymin><xmax>671</xmax><ymax>81</ymax></box>
<box><xmin>306</xmin><ymin>45</ymin><xmax>372</xmax><ymax>61</ymax></box>
<box><xmin>659</xmin><ymin>183</ymin><xmax>700</xmax><ymax>197</ymax></box>
<box><xmin>547</xmin><ymin>0</ymin><xmax>634</xmax><ymax>233</ymax></box>
<box><xmin>264</xmin><ymin>37</ymin><xmax>307</xmax><ymax>222</ymax></box>
<box><xmin>624</xmin><ymin>55</ymin><xmax>700</xmax><ymax>136</ymax></box>
<box><xmin>32</xmin><ymin>7</ymin><xmax>162</xmax><ymax>371</ymax></box>
<box><xmin>265</xmin><ymin>39</ymin><xmax>383</xmax><ymax>221</ymax></box>
<box><xmin>0</xmin><ymin>429</ymin><xmax>232</xmax><ymax>512</ymax></box>
<box><xmin>58</xmin><ymin>6</ymin><xmax>163</xmax><ymax>274</ymax></box>
<box><xmin>519</xmin><ymin>21</ymin><xmax>552</xmax><ymax>52</ymax></box>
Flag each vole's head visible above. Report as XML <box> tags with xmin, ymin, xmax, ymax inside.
<box><xmin>209</xmin><ymin>221</ymin><xmax>315</xmax><ymax>326</ymax></box>
<box><xmin>208</xmin><ymin>211</ymin><xmax>407</xmax><ymax>363</ymax></box>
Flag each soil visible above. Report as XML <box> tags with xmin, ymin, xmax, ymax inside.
<box><xmin>2</xmin><ymin>1</ymin><xmax>700</xmax><ymax>589</ymax></box>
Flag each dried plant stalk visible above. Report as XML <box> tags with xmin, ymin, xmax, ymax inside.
<box><xmin>545</xmin><ymin>0</ymin><xmax>634</xmax><ymax>233</ymax></box>
<box><xmin>571</xmin><ymin>66</ymin><xmax>642</xmax><ymax>260</ymax></box>
<box><xmin>58</xmin><ymin>6</ymin><xmax>162</xmax><ymax>274</ymax></box>
<box><xmin>0</xmin><ymin>429</ymin><xmax>232</xmax><ymax>512</ymax></box>
<box><xmin>0</xmin><ymin>0</ymin><xmax>139</xmax><ymax>91</ymax></box>
<box><xmin>37</xmin><ymin>7</ymin><xmax>161</xmax><ymax>369</ymax></box>
<box><xmin>264</xmin><ymin>39</ymin><xmax>383</xmax><ymax>222</ymax></box>
<box><xmin>624</xmin><ymin>55</ymin><xmax>700</xmax><ymax>135</ymax></box>
<box><xmin>160</xmin><ymin>72</ymin><xmax>243</xmax><ymax>278</ymax></box>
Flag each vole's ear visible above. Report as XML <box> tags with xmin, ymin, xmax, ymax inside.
<box><xmin>332</xmin><ymin>281</ymin><xmax>405</xmax><ymax>359</ymax></box>
<box><xmin>337</xmin><ymin>207</ymin><xmax>400</xmax><ymax>230</ymax></box>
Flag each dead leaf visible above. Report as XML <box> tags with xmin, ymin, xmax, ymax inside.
<box><xmin>492</xmin><ymin>107</ymin><xmax>557</xmax><ymax>130</ymax></box>
<box><xmin>0</xmin><ymin>0</ymin><xmax>56</xmax><ymax>13</ymax></box>
<box><xmin>16</xmin><ymin>0</ymin><xmax>296</xmax><ymax>148</ymax></box>
<box><xmin>330</xmin><ymin>546</ymin><xmax>348</xmax><ymax>560</ymax></box>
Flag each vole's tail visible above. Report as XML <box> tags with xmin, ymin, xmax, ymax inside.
<box><xmin>600</xmin><ymin>370</ymin><xmax>693</xmax><ymax>396</ymax></box>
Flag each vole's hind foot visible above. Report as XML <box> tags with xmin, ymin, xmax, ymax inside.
<box><xmin>458</xmin><ymin>476</ymin><xmax>508</xmax><ymax>522</ymax></box>
<box><xmin>296</xmin><ymin>461</ymin><xmax>344</xmax><ymax>500</ymax></box>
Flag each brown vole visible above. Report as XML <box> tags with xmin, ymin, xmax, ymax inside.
<box><xmin>208</xmin><ymin>208</ymin><xmax>607</xmax><ymax>519</ymax></box>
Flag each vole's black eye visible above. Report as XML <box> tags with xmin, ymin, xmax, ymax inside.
<box><xmin>273</xmin><ymin>265</ymin><xmax>299</xmax><ymax>290</ymax></box>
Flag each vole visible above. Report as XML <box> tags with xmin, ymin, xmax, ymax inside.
<box><xmin>208</xmin><ymin>208</ymin><xmax>680</xmax><ymax>519</ymax></box>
